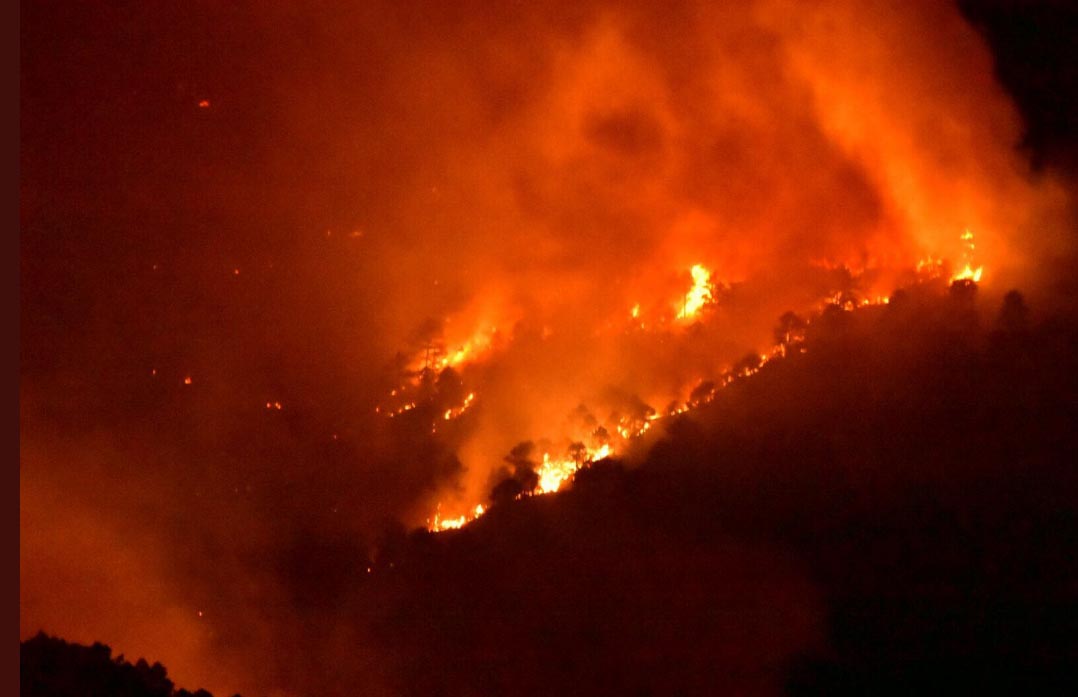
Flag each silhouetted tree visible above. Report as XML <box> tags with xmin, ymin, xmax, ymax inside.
<box><xmin>948</xmin><ymin>277</ymin><xmax>979</xmax><ymax>302</ymax></box>
<box><xmin>21</xmin><ymin>633</ymin><xmax>229</xmax><ymax>697</ymax></box>
<box><xmin>491</xmin><ymin>472</ymin><xmax>530</xmax><ymax>506</ymax></box>
<box><xmin>775</xmin><ymin>311</ymin><xmax>808</xmax><ymax>346</ymax></box>
<box><xmin>997</xmin><ymin>289</ymin><xmax>1030</xmax><ymax>333</ymax></box>
<box><xmin>504</xmin><ymin>441</ymin><xmax>536</xmax><ymax>469</ymax></box>
<box><xmin>435</xmin><ymin>366</ymin><xmax>465</xmax><ymax>405</ymax></box>
<box><xmin>888</xmin><ymin>288</ymin><xmax>910</xmax><ymax>310</ymax></box>
<box><xmin>489</xmin><ymin>442</ymin><xmax>540</xmax><ymax>505</ymax></box>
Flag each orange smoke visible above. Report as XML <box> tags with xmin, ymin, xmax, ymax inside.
<box><xmin>20</xmin><ymin>2</ymin><xmax>1078</xmax><ymax>695</ymax></box>
<box><xmin>351</xmin><ymin>0</ymin><xmax>1073</xmax><ymax>524</ymax></box>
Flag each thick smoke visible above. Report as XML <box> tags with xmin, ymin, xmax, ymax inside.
<box><xmin>20</xmin><ymin>1</ymin><xmax>1076</xmax><ymax>696</ymax></box>
<box><xmin>306</xmin><ymin>0</ymin><xmax>1073</xmax><ymax>509</ymax></box>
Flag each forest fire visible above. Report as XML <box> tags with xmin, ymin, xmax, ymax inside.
<box><xmin>330</xmin><ymin>0</ymin><xmax>1076</xmax><ymax>536</ymax></box>
<box><xmin>421</xmin><ymin>240</ymin><xmax>986</xmax><ymax>531</ymax></box>
<box><xmin>677</xmin><ymin>264</ymin><xmax>715</xmax><ymax>319</ymax></box>
<box><xmin>429</xmin><ymin>503</ymin><xmax>486</xmax><ymax>532</ymax></box>
<box><xmin>951</xmin><ymin>229</ymin><xmax>985</xmax><ymax>283</ymax></box>
<box><xmin>21</xmin><ymin>1</ymin><xmax>1078</xmax><ymax>695</ymax></box>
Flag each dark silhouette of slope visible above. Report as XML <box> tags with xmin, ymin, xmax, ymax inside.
<box><xmin>344</xmin><ymin>286</ymin><xmax>1078</xmax><ymax>696</ymax></box>
<box><xmin>22</xmin><ymin>287</ymin><xmax>1078</xmax><ymax>697</ymax></box>
<box><xmin>20</xmin><ymin>633</ymin><xmax>235</xmax><ymax>697</ymax></box>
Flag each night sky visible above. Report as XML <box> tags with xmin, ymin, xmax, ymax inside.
<box><xmin>20</xmin><ymin>1</ymin><xmax>1078</xmax><ymax>696</ymax></box>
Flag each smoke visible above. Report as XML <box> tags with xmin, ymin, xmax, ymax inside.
<box><xmin>20</xmin><ymin>1</ymin><xmax>1077</xmax><ymax>695</ymax></box>
<box><xmin>312</xmin><ymin>0</ymin><xmax>1073</xmax><ymax>508</ymax></box>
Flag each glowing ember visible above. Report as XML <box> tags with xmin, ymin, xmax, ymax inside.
<box><xmin>387</xmin><ymin>402</ymin><xmax>417</xmax><ymax>418</ymax></box>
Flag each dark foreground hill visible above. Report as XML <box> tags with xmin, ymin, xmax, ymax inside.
<box><xmin>22</xmin><ymin>285</ymin><xmax>1078</xmax><ymax>696</ymax></box>
<box><xmin>346</xmin><ymin>285</ymin><xmax>1078</xmax><ymax>696</ymax></box>
<box><xmin>20</xmin><ymin>633</ymin><xmax>234</xmax><ymax>697</ymax></box>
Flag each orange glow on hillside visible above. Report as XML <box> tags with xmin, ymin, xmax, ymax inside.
<box><xmin>420</xmin><ymin>231</ymin><xmax>990</xmax><ymax>533</ymax></box>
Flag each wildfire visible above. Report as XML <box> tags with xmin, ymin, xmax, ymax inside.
<box><xmin>429</xmin><ymin>503</ymin><xmax>486</xmax><ymax>532</ymax></box>
<box><xmin>917</xmin><ymin>256</ymin><xmax>944</xmax><ymax>279</ymax></box>
<box><xmin>537</xmin><ymin>453</ymin><xmax>575</xmax><ymax>494</ymax></box>
<box><xmin>425</xmin><ymin>325</ymin><xmax>503</xmax><ymax>374</ymax></box>
<box><xmin>677</xmin><ymin>264</ymin><xmax>714</xmax><ymax>319</ymax></box>
<box><xmin>387</xmin><ymin>402</ymin><xmax>417</xmax><ymax>417</ymax></box>
<box><xmin>436</xmin><ymin>339</ymin><xmax>486</xmax><ymax>371</ymax></box>
<box><xmin>428</xmin><ymin>442</ymin><xmax>613</xmax><ymax>532</ymax></box>
<box><xmin>537</xmin><ymin>444</ymin><xmax>612</xmax><ymax>495</ymax></box>
<box><xmin>443</xmin><ymin>392</ymin><xmax>476</xmax><ymax>421</ymax></box>
<box><xmin>952</xmin><ymin>264</ymin><xmax>984</xmax><ymax>283</ymax></box>
<box><xmin>950</xmin><ymin>230</ymin><xmax>984</xmax><ymax>283</ymax></box>
<box><xmin>414</xmin><ymin>231</ymin><xmax>987</xmax><ymax>534</ymax></box>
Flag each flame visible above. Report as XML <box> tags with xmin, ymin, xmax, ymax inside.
<box><xmin>427</xmin><ymin>442</ymin><xmax>614</xmax><ymax>531</ymax></box>
<box><xmin>390</xmin><ymin>322</ymin><xmax>506</xmax><ymax>393</ymax></box>
<box><xmin>677</xmin><ymin>264</ymin><xmax>714</xmax><ymax>319</ymax></box>
<box><xmin>431</xmin><ymin>513</ymin><xmax>467</xmax><ymax>531</ymax></box>
<box><xmin>917</xmin><ymin>256</ymin><xmax>944</xmax><ymax>279</ymax></box>
<box><xmin>443</xmin><ymin>392</ymin><xmax>476</xmax><ymax>421</ymax></box>
<box><xmin>951</xmin><ymin>264</ymin><xmax>984</xmax><ymax>283</ymax></box>
<box><xmin>950</xmin><ymin>229</ymin><xmax>984</xmax><ymax>283</ymax></box>
<box><xmin>421</xmin><ymin>280</ymin><xmax>906</xmax><ymax>532</ymax></box>
<box><xmin>537</xmin><ymin>452</ymin><xmax>576</xmax><ymax>494</ymax></box>
<box><xmin>435</xmin><ymin>337</ymin><xmax>493</xmax><ymax>371</ymax></box>
<box><xmin>428</xmin><ymin>502</ymin><xmax>488</xmax><ymax>532</ymax></box>
<box><xmin>415</xmin><ymin>228</ymin><xmax>990</xmax><ymax>533</ymax></box>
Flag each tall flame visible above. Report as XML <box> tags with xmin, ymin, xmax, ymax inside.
<box><xmin>677</xmin><ymin>264</ymin><xmax>714</xmax><ymax>319</ymax></box>
<box><xmin>950</xmin><ymin>229</ymin><xmax>984</xmax><ymax>283</ymax></box>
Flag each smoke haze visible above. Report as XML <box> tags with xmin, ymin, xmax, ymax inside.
<box><xmin>20</xmin><ymin>1</ymin><xmax>1078</xmax><ymax>695</ymax></box>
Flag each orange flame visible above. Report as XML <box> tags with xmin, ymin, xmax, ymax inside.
<box><xmin>677</xmin><ymin>264</ymin><xmax>714</xmax><ymax>319</ymax></box>
<box><xmin>418</xmin><ymin>226</ymin><xmax>991</xmax><ymax>533</ymax></box>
